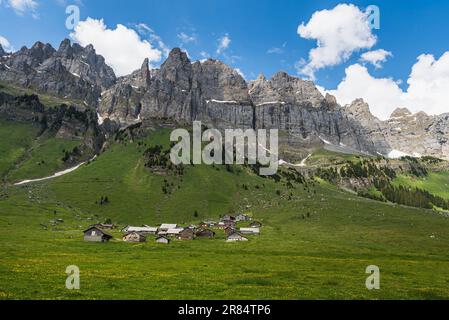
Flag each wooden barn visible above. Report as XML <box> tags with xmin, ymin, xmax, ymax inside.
<box><xmin>91</xmin><ymin>223</ymin><xmax>116</xmax><ymax>230</ymax></box>
<box><xmin>196</xmin><ymin>229</ymin><xmax>216</xmax><ymax>238</ymax></box>
<box><xmin>83</xmin><ymin>227</ymin><xmax>113</xmax><ymax>243</ymax></box>
<box><xmin>224</xmin><ymin>226</ymin><xmax>236</xmax><ymax>236</ymax></box>
<box><xmin>226</xmin><ymin>233</ymin><xmax>249</xmax><ymax>242</ymax></box>
<box><xmin>177</xmin><ymin>228</ymin><xmax>194</xmax><ymax>240</ymax></box>
<box><xmin>217</xmin><ymin>221</ymin><xmax>236</xmax><ymax>230</ymax></box>
<box><xmin>200</xmin><ymin>220</ymin><xmax>216</xmax><ymax>228</ymax></box>
<box><xmin>122</xmin><ymin>232</ymin><xmax>146</xmax><ymax>243</ymax></box>
<box><xmin>156</xmin><ymin>236</ymin><xmax>170</xmax><ymax>244</ymax></box>
<box><xmin>221</xmin><ymin>215</ymin><xmax>236</xmax><ymax>222</ymax></box>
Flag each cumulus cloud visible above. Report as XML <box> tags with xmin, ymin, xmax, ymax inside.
<box><xmin>297</xmin><ymin>3</ymin><xmax>376</xmax><ymax>79</ymax></box>
<box><xmin>5</xmin><ymin>0</ymin><xmax>38</xmax><ymax>17</ymax></box>
<box><xmin>216</xmin><ymin>34</ymin><xmax>231</xmax><ymax>54</ymax></box>
<box><xmin>0</xmin><ymin>35</ymin><xmax>13</xmax><ymax>52</ymax></box>
<box><xmin>404</xmin><ymin>52</ymin><xmax>449</xmax><ymax>116</ymax></box>
<box><xmin>71</xmin><ymin>18</ymin><xmax>164</xmax><ymax>76</ymax></box>
<box><xmin>360</xmin><ymin>49</ymin><xmax>392</xmax><ymax>68</ymax></box>
<box><xmin>327</xmin><ymin>64</ymin><xmax>403</xmax><ymax>120</ymax></box>
<box><xmin>327</xmin><ymin>52</ymin><xmax>449</xmax><ymax>120</ymax></box>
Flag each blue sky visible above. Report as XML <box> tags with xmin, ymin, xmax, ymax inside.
<box><xmin>1</xmin><ymin>0</ymin><xmax>449</xmax><ymax>118</ymax></box>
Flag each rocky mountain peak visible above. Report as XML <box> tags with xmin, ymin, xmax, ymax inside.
<box><xmin>164</xmin><ymin>48</ymin><xmax>190</xmax><ymax>65</ymax></box>
<box><xmin>390</xmin><ymin>107</ymin><xmax>412</xmax><ymax>119</ymax></box>
<box><xmin>57</xmin><ymin>39</ymin><xmax>73</xmax><ymax>55</ymax></box>
<box><xmin>31</xmin><ymin>41</ymin><xmax>55</xmax><ymax>60</ymax></box>
<box><xmin>191</xmin><ymin>55</ymin><xmax>249</xmax><ymax>103</ymax></box>
<box><xmin>141</xmin><ymin>58</ymin><xmax>150</xmax><ymax>72</ymax></box>
<box><xmin>256</xmin><ymin>73</ymin><xmax>266</xmax><ymax>81</ymax></box>
<box><xmin>84</xmin><ymin>44</ymin><xmax>95</xmax><ymax>52</ymax></box>
<box><xmin>159</xmin><ymin>48</ymin><xmax>192</xmax><ymax>83</ymax></box>
<box><xmin>0</xmin><ymin>44</ymin><xmax>5</xmax><ymax>56</ymax></box>
<box><xmin>8</xmin><ymin>41</ymin><xmax>56</xmax><ymax>68</ymax></box>
<box><xmin>346</xmin><ymin>98</ymin><xmax>372</xmax><ymax>116</ymax></box>
<box><xmin>53</xmin><ymin>39</ymin><xmax>116</xmax><ymax>89</ymax></box>
<box><xmin>324</xmin><ymin>93</ymin><xmax>338</xmax><ymax>105</ymax></box>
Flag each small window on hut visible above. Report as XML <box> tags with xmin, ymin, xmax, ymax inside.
<box><xmin>91</xmin><ymin>231</ymin><xmax>96</xmax><ymax>236</ymax></box>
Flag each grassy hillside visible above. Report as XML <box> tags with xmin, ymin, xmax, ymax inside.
<box><xmin>7</xmin><ymin>137</ymin><xmax>81</xmax><ymax>183</ymax></box>
<box><xmin>1</xmin><ymin>127</ymin><xmax>449</xmax><ymax>299</ymax></box>
<box><xmin>0</xmin><ymin>119</ymin><xmax>39</xmax><ymax>179</ymax></box>
<box><xmin>0</xmin><ymin>117</ymin><xmax>84</xmax><ymax>184</ymax></box>
<box><xmin>46</xmin><ymin>128</ymin><xmax>266</xmax><ymax>224</ymax></box>
<box><xmin>0</xmin><ymin>82</ymin><xmax>82</xmax><ymax>108</ymax></box>
<box><xmin>393</xmin><ymin>172</ymin><xmax>449</xmax><ymax>200</ymax></box>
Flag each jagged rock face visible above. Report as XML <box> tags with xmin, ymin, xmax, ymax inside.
<box><xmin>344</xmin><ymin>99</ymin><xmax>391</xmax><ymax>154</ymax></box>
<box><xmin>55</xmin><ymin>39</ymin><xmax>116</xmax><ymax>89</ymax></box>
<box><xmin>0</xmin><ymin>45</ymin><xmax>5</xmax><ymax>57</ymax></box>
<box><xmin>139</xmin><ymin>50</ymin><xmax>253</xmax><ymax>129</ymax></box>
<box><xmin>249</xmin><ymin>72</ymin><xmax>323</xmax><ymax>107</ymax></box>
<box><xmin>247</xmin><ymin>72</ymin><xmax>381</xmax><ymax>156</ymax></box>
<box><xmin>8</xmin><ymin>42</ymin><xmax>56</xmax><ymax>69</ymax></box>
<box><xmin>192</xmin><ymin>59</ymin><xmax>250</xmax><ymax>103</ymax></box>
<box><xmin>97</xmin><ymin>59</ymin><xmax>150</xmax><ymax>125</ymax></box>
<box><xmin>98</xmin><ymin>48</ymin><xmax>381</xmax><ymax>156</ymax></box>
<box><xmin>343</xmin><ymin>102</ymin><xmax>449</xmax><ymax>160</ymax></box>
<box><xmin>191</xmin><ymin>59</ymin><xmax>253</xmax><ymax>129</ymax></box>
<box><xmin>140</xmin><ymin>48</ymin><xmax>193</xmax><ymax>122</ymax></box>
<box><xmin>0</xmin><ymin>39</ymin><xmax>115</xmax><ymax>107</ymax></box>
<box><xmin>5</xmin><ymin>40</ymin><xmax>449</xmax><ymax>161</ymax></box>
<box><xmin>385</xmin><ymin>108</ymin><xmax>449</xmax><ymax>158</ymax></box>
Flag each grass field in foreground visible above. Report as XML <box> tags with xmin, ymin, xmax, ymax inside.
<box><xmin>1</xmin><ymin>129</ymin><xmax>449</xmax><ymax>299</ymax></box>
<box><xmin>1</xmin><ymin>180</ymin><xmax>449</xmax><ymax>299</ymax></box>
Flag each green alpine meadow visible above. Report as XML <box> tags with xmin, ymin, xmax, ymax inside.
<box><xmin>1</xmin><ymin>1</ymin><xmax>449</xmax><ymax>302</ymax></box>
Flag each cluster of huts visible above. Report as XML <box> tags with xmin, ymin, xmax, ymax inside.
<box><xmin>83</xmin><ymin>214</ymin><xmax>262</xmax><ymax>244</ymax></box>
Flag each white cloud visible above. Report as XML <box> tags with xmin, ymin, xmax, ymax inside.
<box><xmin>327</xmin><ymin>64</ymin><xmax>403</xmax><ymax>120</ymax></box>
<box><xmin>132</xmin><ymin>23</ymin><xmax>170</xmax><ymax>57</ymax></box>
<box><xmin>71</xmin><ymin>18</ymin><xmax>163</xmax><ymax>76</ymax></box>
<box><xmin>267</xmin><ymin>43</ymin><xmax>286</xmax><ymax>55</ymax></box>
<box><xmin>0</xmin><ymin>35</ymin><xmax>13</xmax><ymax>52</ymax></box>
<box><xmin>216</xmin><ymin>34</ymin><xmax>231</xmax><ymax>54</ymax></box>
<box><xmin>297</xmin><ymin>3</ymin><xmax>376</xmax><ymax>79</ymax></box>
<box><xmin>6</xmin><ymin>0</ymin><xmax>38</xmax><ymax>16</ymax></box>
<box><xmin>177</xmin><ymin>32</ymin><xmax>197</xmax><ymax>44</ymax></box>
<box><xmin>327</xmin><ymin>52</ymin><xmax>449</xmax><ymax>120</ymax></box>
<box><xmin>404</xmin><ymin>52</ymin><xmax>449</xmax><ymax>116</ymax></box>
<box><xmin>134</xmin><ymin>23</ymin><xmax>154</xmax><ymax>34</ymax></box>
<box><xmin>360</xmin><ymin>49</ymin><xmax>392</xmax><ymax>68</ymax></box>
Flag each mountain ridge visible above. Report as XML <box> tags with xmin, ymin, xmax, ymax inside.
<box><xmin>1</xmin><ymin>39</ymin><xmax>449</xmax><ymax>160</ymax></box>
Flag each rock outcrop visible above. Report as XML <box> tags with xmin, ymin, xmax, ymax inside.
<box><xmin>0</xmin><ymin>39</ymin><xmax>116</xmax><ymax>107</ymax></box>
<box><xmin>96</xmin><ymin>49</ymin><xmax>381</xmax><ymax>159</ymax></box>
<box><xmin>343</xmin><ymin>102</ymin><xmax>449</xmax><ymax>160</ymax></box>
<box><xmin>3</xmin><ymin>40</ymin><xmax>449</xmax><ymax>161</ymax></box>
